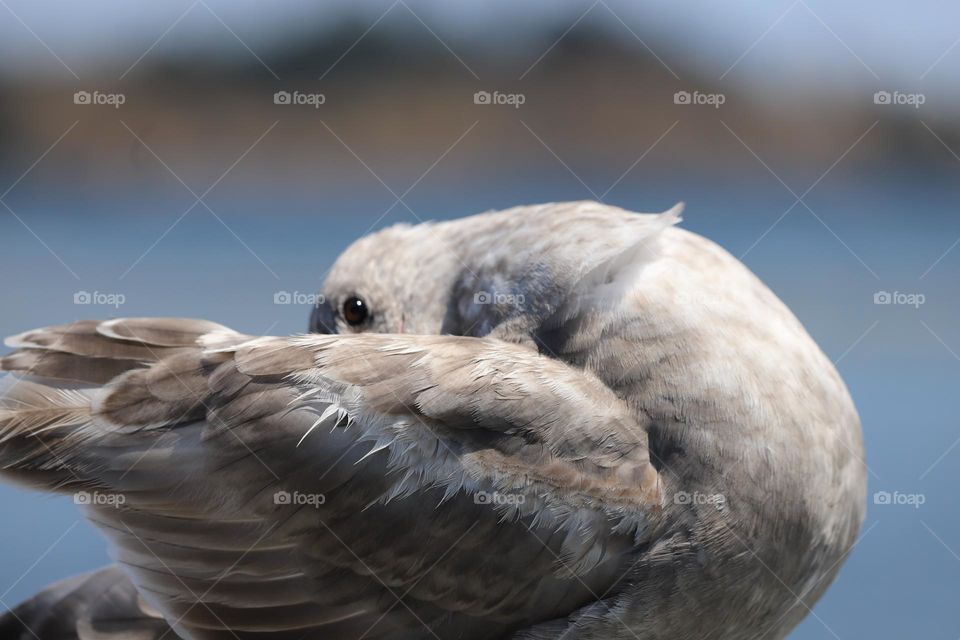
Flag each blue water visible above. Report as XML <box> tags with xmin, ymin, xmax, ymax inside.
<box><xmin>0</xmin><ymin>171</ymin><xmax>957</xmax><ymax>638</ymax></box>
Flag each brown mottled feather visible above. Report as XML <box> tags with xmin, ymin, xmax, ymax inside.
<box><xmin>0</xmin><ymin>318</ymin><xmax>657</xmax><ymax>639</ymax></box>
<box><xmin>96</xmin><ymin>317</ymin><xmax>232</xmax><ymax>346</ymax></box>
<box><xmin>1</xmin><ymin>349</ymin><xmax>142</xmax><ymax>385</ymax></box>
<box><xmin>5</xmin><ymin>320</ymin><xmax>186</xmax><ymax>361</ymax></box>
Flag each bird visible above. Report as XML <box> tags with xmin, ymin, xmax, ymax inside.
<box><xmin>0</xmin><ymin>201</ymin><xmax>865</xmax><ymax>640</ymax></box>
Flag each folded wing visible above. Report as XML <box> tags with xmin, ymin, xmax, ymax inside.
<box><xmin>0</xmin><ymin>318</ymin><xmax>662</xmax><ymax>639</ymax></box>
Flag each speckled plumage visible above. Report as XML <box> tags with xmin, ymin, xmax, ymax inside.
<box><xmin>0</xmin><ymin>201</ymin><xmax>865</xmax><ymax>639</ymax></box>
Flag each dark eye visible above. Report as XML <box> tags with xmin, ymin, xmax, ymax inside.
<box><xmin>342</xmin><ymin>296</ymin><xmax>369</xmax><ymax>326</ymax></box>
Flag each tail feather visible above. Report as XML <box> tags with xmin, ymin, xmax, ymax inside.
<box><xmin>0</xmin><ymin>380</ymin><xmax>94</xmax><ymax>437</ymax></box>
<box><xmin>0</xmin><ymin>377</ymin><xmax>102</xmax><ymax>490</ymax></box>
<box><xmin>0</xmin><ymin>318</ymin><xmax>248</xmax><ymax>491</ymax></box>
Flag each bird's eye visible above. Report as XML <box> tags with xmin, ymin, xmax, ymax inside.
<box><xmin>342</xmin><ymin>296</ymin><xmax>369</xmax><ymax>326</ymax></box>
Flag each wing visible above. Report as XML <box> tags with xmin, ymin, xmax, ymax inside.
<box><xmin>0</xmin><ymin>566</ymin><xmax>171</xmax><ymax>640</ymax></box>
<box><xmin>0</xmin><ymin>319</ymin><xmax>663</xmax><ymax>640</ymax></box>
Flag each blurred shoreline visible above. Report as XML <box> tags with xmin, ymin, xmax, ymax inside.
<box><xmin>1</xmin><ymin>26</ymin><xmax>957</xmax><ymax>201</ymax></box>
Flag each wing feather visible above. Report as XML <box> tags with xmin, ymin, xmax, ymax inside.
<box><xmin>0</xmin><ymin>318</ymin><xmax>658</xmax><ymax>639</ymax></box>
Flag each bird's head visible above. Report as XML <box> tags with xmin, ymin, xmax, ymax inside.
<box><xmin>311</xmin><ymin>201</ymin><xmax>682</xmax><ymax>341</ymax></box>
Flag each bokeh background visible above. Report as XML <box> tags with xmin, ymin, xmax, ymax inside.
<box><xmin>0</xmin><ymin>1</ymin><xmax>958</xmax><ymax>637</ymax></box>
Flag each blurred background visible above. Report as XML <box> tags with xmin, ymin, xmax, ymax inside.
<box><xmin>0</xmin><ymin>1</ymin><xmax>957</xmax><ymax>637</ymax></box>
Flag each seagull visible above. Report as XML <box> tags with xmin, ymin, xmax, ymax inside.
<box><xmin>0</xmin><ymin>201</ymin><xmax>865</xmax><ymax>640</ymax></box>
